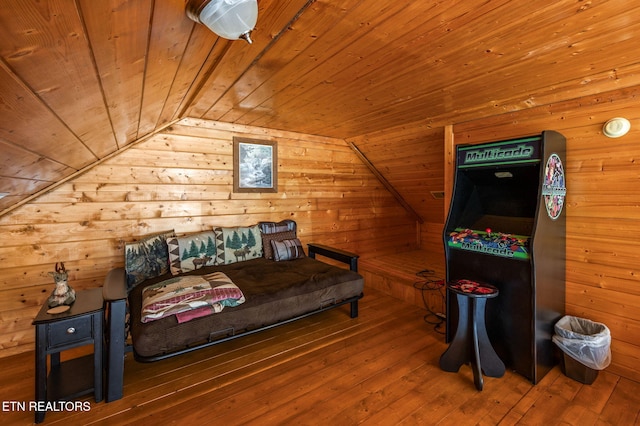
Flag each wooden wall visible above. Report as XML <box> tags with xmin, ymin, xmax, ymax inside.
<box><xmin>347</xmin><ymin>124</ymin><xmax>446</xmax><ymax>265</ymax></box>
<box><xmin>3</xmin><ymin>86</ymin><xmax>639</xmax><ymax>385</ymax></box>
<box><xmin>451</xmin><ymin>86</ymin><xmax>640</xmax><ymax>383</ymax></box>
<box><xmin>346</xmin><ymin>84</ymin><xmax>640</xmax><ymax>384</ymax></box>
<box><xmin>0</xmin><ymin>118</ymin><xmax>416</xmax><ymax>358</ymax></box>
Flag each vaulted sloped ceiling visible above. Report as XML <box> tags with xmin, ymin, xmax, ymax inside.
<box><xmin>1</xmin><ymin>0</ymin><xmax>639</xmax><ymax>213</ymax></box>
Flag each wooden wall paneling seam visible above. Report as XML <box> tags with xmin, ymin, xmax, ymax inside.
<box><xmin>219</xmin><ymin>0</ymin><xmax>410</xmax><ymax>124</ymax></box>
<box><xmin>0</xmin><ymin>258</ymin><xmax>125</xmax><ymax>290</ymax></box>
<box><xmin>428</xmin><ymin>2</ymin><xmax>640</xmax><ymax>96</ymax></box>
<box><xmin>452</xmin><ymin>85</ymin><xmax>640</xmax><ymax>141</ymax></box>
<box><xmin>0</xmin><ymin>178</ymin><xmax>52</xmax><ymax>207</ymax></box>
<box><xmin>79</xmin><ymin>0</ymin><xmax>153</xmax><ymax>146</ymax></box>
<box><xmin>313</xmin><ymin>21</ymin><xmax>640</xmax><ymax>137</ymax></box>
<box><xmin>212</xmin><ymin>0</ymin><xmax>362</xmax><ymax>125</ymax></box>
<box><xmin>185</xmin><ymin>0</ymin><xmax>314</xmax><ymax>119</ymax></box>
<box><xmin>205</xmin><ymin>0</ymin><xmax>322</xmax><ymax>122</ymax></box>
<box><xmin>0</xmin><ymin>0</ymin><xmax>117</xmax><ymax>158</ymax></box>
<box><xmin>348</xmin><ymin>142</ymin><xmax>423</xmax><ymax>224</ymax></box>
<box><xmin>443</xmin><ymin>124</ymin><xmax>455</xmax><ymax>222</ymax></box>
<box><xmin>245</xmin><ymin>0</ymin><xmax>494</xmax><ymax>134</ymax></box>
<box><xmin>158</xmin><ymin>24</ymin><xmax>220</xmax><ymax>126</ymax></box>
<box><xmin>346</xmin><ymin>124</ymin><xmax>444</xmax><ymax>204</ymax></box>
<box><xmin>427</xmin><ymin>66</ymin><xmax>640</xmax><ymax>136</ymax></box>
<box><xmin>173</xmin><ymin>117</ymin><xmax>343</xmax><ymax>144</ymax></box>
<box><xmin>0</xmin><ymin>60</ymin><xmax>97</xmax><ymax>167</ymax></box>
<box><xmin>332</xmin><ymin>2</ymin><xmax>638</xmax><ymax>123</ymax></box>
<box><xmin>137</xmin><ymin>0</ymin><xmax>195</xmax><ymax>136</ymax></box>
<box><xmin>176</xmin><ymin>39</ymin><xmax>233</xmax><ymax>119</ymax></box>
<box><xmin>0</xmin><ymin>119</ymin><xmax>180</xmax><ymax>218</ymax></box>
<box><xmin>0</xmin><ymin>140</ymin><xmax>70</xmax><ymax>183</ymax></box>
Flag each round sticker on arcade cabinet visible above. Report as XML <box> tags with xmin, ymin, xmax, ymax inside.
<box><xmin>542</xmin><ymin>153</ymin><xmax>566</xmax><ymax>220</ymax></box>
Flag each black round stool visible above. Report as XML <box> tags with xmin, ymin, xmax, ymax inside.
<box><xmin>439</xmin><ymin>279</ymin><xmax>505</xmax><ymax>390</ymax></box>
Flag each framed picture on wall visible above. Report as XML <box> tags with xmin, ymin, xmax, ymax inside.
<box><xmin>233</xmin><ymin>137</ymin><xmax>278</xmax><ymax>193</ymax></box>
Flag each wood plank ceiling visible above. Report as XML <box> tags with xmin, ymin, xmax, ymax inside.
<box><xmin>0</xmin><ymin>0</ymin><xmax>639</xmax><ymax>213</ymax></box>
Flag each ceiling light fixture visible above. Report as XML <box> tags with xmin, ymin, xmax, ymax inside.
<box><xmin>602</xmin><ymin>117</ymin><xmax>631</xmax><ymax>138</ymax></box>
<box><xmin>186</xmin><ymin>0</ymin><xmax>258</xmax><ymax>44</ymax></box>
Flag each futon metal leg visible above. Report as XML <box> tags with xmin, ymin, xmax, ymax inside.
<box><xmin>350</xmin><ymin>300</ymin><xmax>359</xmax><ymax>318</ymax></box>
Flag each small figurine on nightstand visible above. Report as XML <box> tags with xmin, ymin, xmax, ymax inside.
<box><xmin>47</xmin><ymin>262</ymin><xmax>76</xmax><ymax>309</ymax></box>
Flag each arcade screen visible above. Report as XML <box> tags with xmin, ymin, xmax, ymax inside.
<box><xmin>446</xmin><ymin>163</ymin><xmax>540</xmax><ymax>260</ymax></box>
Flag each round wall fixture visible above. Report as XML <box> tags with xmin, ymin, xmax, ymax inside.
<box><xmin>602</xmin><ymin>117</ymin><xmax>631</xmax><ymax>138</ymax></box>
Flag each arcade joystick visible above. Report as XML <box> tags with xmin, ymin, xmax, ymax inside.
<box><xmin>485</xmin><ymin>227</ymin><xmax>492</xmax><ymax>237</ymax></box>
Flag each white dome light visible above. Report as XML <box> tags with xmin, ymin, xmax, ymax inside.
<box><xmin>602</xmin><ymin>117</ymin><xmax>631</xmax><ymax>138</ymax></box>
<box><xmin>186</xmin><ymin>0</ymin><xmax>258</xmax><ymax>44</ymax></box>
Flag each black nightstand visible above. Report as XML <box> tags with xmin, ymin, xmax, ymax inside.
<box><xmin>32</xmin><ymin>287</ymin><xmax>104</xmax><ymax>423</ymax></box>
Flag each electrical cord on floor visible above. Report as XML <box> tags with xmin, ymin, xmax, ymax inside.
<box><xmin>413</xmin><ymin>269</ymin><xmax>446</xmax><ymax>334</ymax></box>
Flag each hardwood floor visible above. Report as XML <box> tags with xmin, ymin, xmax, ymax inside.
<box><xmin>1</xmin><ymin>288</ymin><xmax>639</xmax><ymax>425</ymax></box>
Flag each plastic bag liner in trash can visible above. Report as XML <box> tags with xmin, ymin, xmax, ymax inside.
<box><xmin>552</xmin><ymin>315</ymin><xmax>611</xmax><ymax>371</ymax></box>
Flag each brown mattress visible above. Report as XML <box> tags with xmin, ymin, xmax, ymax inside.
<box><xmin>128</xmin><ymin>256</ymin><xmax>364</xmax><ymax>358</ymax></box>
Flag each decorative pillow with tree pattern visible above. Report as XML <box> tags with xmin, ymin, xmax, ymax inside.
<box><xmin>166</xmin><ymin>231</ymin><xmax>217</xmax><ymax>275</ymax></box>
<box><xmin>213</xmin><ymin>224</ymin><xmax>263</xmax><ymax>265</ymax></box>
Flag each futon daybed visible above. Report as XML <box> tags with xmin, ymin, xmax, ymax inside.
<box><xmin>102</xmin><ymin>220</ymin><xmax>364</xmax><ymax>402</ymax></box>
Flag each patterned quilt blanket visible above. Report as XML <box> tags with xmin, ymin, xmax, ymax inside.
<box><xmin>141</xmin><ymin>272</ymin><xmax>245</xmax><ymax>323</ymax></box>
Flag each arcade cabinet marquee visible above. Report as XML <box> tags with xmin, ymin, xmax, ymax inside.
<box><xmin>443</xmin><ymin>130</ymin><xmax>566</xmax><ymax>384</ymax></box>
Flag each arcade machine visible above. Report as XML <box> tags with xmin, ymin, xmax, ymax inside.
<box><xmin>443</xmin><ymin>131</ymin><xmax>566</xmax><ymax>384</ymax></box>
